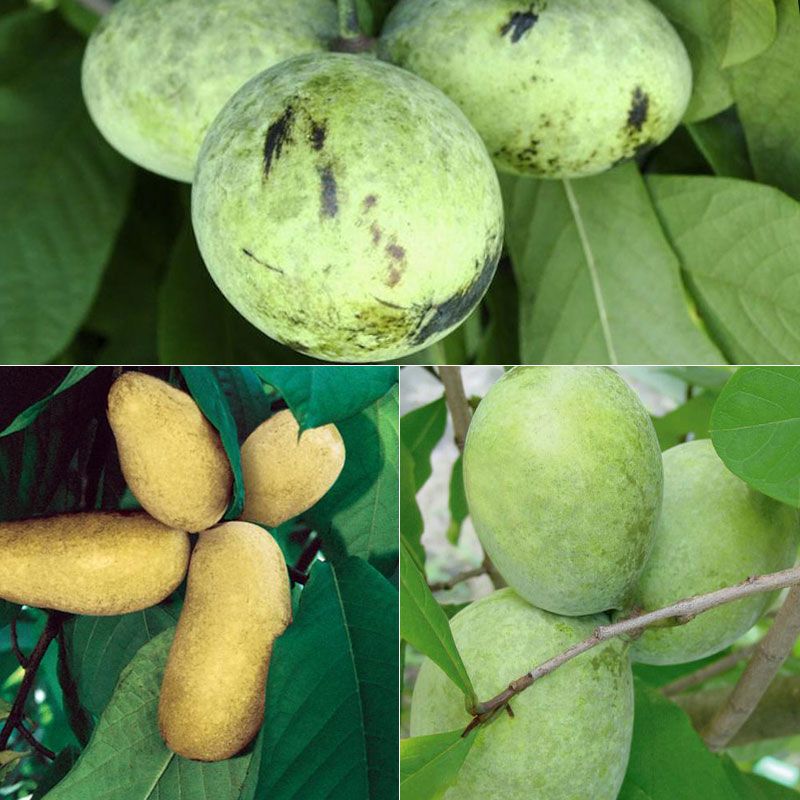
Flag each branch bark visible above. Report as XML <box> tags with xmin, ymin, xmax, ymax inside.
<box><xmin>702</xmin><ymin>584</ymin><xmax>800</xmax><ymax>751</ymax></box>
<box><xmin>429</xmin><ymin>566</ymin><xmax>486</xmax><ymax>592</ymax></box>
<box><xmin>465</xmin><ymin>565</ymin><xmax>800</xmax><ymax>732</ymax></box>
<box><xmin>73</xmin><ymin>0</ymin><xmax>112</xmax><ymax>15</ymax></box>
<box><xmin>438</xmin><ymin>366</ymin><xmax>472</xmax><ymax>454</ymax></box>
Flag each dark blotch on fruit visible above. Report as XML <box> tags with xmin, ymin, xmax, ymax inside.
<box><xmin>501</xmin><ymin>7</ymin><xmax>539</xmax><ymax>43</ymax></box>
<box><xmin>363</xmin><ymin>194</ymin><xmax>378</xmax><ymax>211</ymax></box>
<box><xmin>318</xmin><ymin>164</ymin><xmax>338</xmax><ymax>218</ymax></box>
<box><xmin>627</xmin><ymin>87</ymin><xmax>649</xmax><ymax>131</ymax></box>
<box><xmin>263</xmin><ymin>106</ymin><xmax>295</xmax><ymax>178</ymax></box>
<box><xmin>371</xmin><ymin>222</ymin><xmax>382</xmax><ymax>245</ymax></box>
<box><xmin>310</xmin><ymin>120</ymin><xmax>327</xmax><ymax>150</ymax></box>
<box><xmin>241</xmin><ymin>248</ymin><xmax>284</xmax><ymax>274</ymax></box>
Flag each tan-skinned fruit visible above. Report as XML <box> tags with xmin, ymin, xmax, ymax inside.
<box><xmin>158</xmin><ymin>521</ymin><xmax>291</xmax><ymax>761</ymax></box>
<box><xmin>107</xmin><ymin>372</ymin><xmax>233</xmax><ymax>532</ymax></box>
<box><xmin>241</xmin><ymin>409</ymin><xmax>345</xmax><ymax>527</ymax></box>
<box><xmin>0</xmin><ymin>511</ymin><xmax>190</xmax><ymax>615</ymax></box>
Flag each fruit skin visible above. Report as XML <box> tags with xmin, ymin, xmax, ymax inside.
<box><xmin>0</xmin><ymin>511</ymin><xmax>189</xmax><ymax>615</ymax></box>
<box><xmin>107</xmin><ymin>372</ymin><xmax>232</xmax><ymax>532</ymax></box>
<box><xmin>158</xmin><ymin>521</ymin><xmax>291</xmax><ymax>761</ymax></box>
<box><xmin>192</xmin><ymin>52</ymin><xmax>504</xmax><ymax>363</ymax></box>
<box><xmin>463</xmin><ymin>366</ymin><xmax>662</xmax><ymax>616</ymax></box>
<box><xmin>411</xmin><ymin>589</ymin><xmax>634</xmax><ymax>800</ymax></box>
<box><xmin>632</xmin><ymin>439</ymin><xmax>800</xmax><ymax>665</ymax></box>
<box><xmin>380</xmin><ymin>0</ymin><xmax>692</xmax><ymax>178</ymax></box>
<box><xmin>81</xmin><ymin>0</ymin><xmax>338</xmax><ymax>182</ymax></box>
<box><xmin>241</xmin><ymin>409</ymin><xmax>345</xmax><ymax>527</ymax></box>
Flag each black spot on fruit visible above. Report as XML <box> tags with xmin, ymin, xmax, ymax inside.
<box><xmin>386</xmin><ymin>242</ymin><xmax>406</xmax><ymax>261</ymax></box>
<box><xmin>263</xmin><ymin>106</ymin><xmax>295</xmax><ymax>178</ymax></box>
<box><xmin>371</xmin><ymin>222</ymin><xmax>382</xmax><ymax>245</ymax></box>
<box><xmin>309</xmin><ymin>120</ymin><xmax>327</xmax><ymax>150</ymax></box>
<box><xmin>362</xmin><ymin>194</ymin><xmax>378</xmax><ymax>211</ymax></box>
<box><xmin>385</xmin><ymin>241</ymin><xmax>407</xmax><ymax>287</ymax></box>
<box><xmin>627</xmin><ymin>87</ymin><xmax>649</xmax><ymax>131</ymax></box>
<box><xmin>411</xmin><ymin>235</ymin><xmax>502</xmax><ymax>344</ymax></box>
<box><xmin>318</xmin><ymin>164</ymin><xmax>338</xmax><ymax>218</ymax></box>
<box><xmin>241</xmin><ymin>247</ymin><xmax>284</xmax><ymax>274</ymax></box>
<box><xmin>501</xmin><ymin>6</ymin><xmax>539</xmax><ymax>43</ymax></box>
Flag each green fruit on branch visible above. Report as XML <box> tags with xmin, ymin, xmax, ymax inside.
<box><xmin>158</xmin><ymin>521</ymin><xmax>291</xmax><ymax>761</ymax></box>
<box><xmin>107</xmin><ymin>372</ymin><xmax>232</xmax><ymax>532</ymax></box>
<box><xmin>411</xmin><ymin>589</ymin><xmax>634</xmax><ymax>800</ymax></box>
<box><xmin>0</xmin><ymin>512</ymin><xmax>189</xmax><ymax>615</ymax></box>
<box><xmin>380</xmin><ymin>0</ymin><xmax>692</xmax><ymax>177</ymax></box>
<box><xmin>241</xmin><ymin>409</ymin><xmax>345</xmax><ymax>527</ymax></box>
<box><xmin>463</xmin><ymin>366</ymin><xmax>662</xmax><ymax>616</ymax></box>
<box><xmin>631</xmin><ymin>439</ymin><xmax>800</xmax><ymax>666</ymax></box>
<box><xmin>191</xmin><ymin>52</ymin><xmax>504</xmax><ymax>362</ymax></box>
<box><xmin>81</xmin><ymin>0</ymin><xmax>338</xmax><ymax>181</ymax></box>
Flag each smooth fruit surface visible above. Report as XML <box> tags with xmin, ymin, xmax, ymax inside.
<box><xmin>463</xmin><ymin>366</ymin><xmax>662</xmax><ymax>616</ymax></box>
<box><xmin>632</xmin><ymin>439</ymin><xmax>800</xmax><ymax>665</ymax></box>
<box><xmin>82</xmin><ymin>0</ymin><xmax>338</xmax><ymax>181</ymax></box>
<box><xmin>381</xmin><ymin>0</ymin><xmax>692</xmax><ymax>177</ymax></box>
<box><xmin>0</xmin><ymin>511</ymin><xmax>190</xmax><ymax>615</ymax></box>
<box><xmin>107</xmin><ymin>372</ymin><xmax>232</xmax><ymax>532</ymax></box>
<box><xmin>410</xmin><ymin>589</ymin><xmax>634</xmax><ymax>800</ymax></box>
<box><xmin>241</xmin><ymin>409</ymin><xmax>345</xmax><ymax>527</ymax></box>
<box><xmin>158</xmin><ymin>521</ymin><xmax>291</xmax><ymax>761</ymax></box>
<box><xmin>192</xmin><ymin>52</ymin><xmax>504</xmax><ymax>362</ymax></box>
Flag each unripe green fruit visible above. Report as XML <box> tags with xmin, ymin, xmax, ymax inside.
<box><xmin>191</xmin><ymin>53</ymin><xmax>504</xmax><ymax>362</ymax></box>
<box><xmin>380</xmin><ymin>0</ymin><xmax>692</xmax><ymax>177</ymax></box>
<box><xmin>463</xmin><ymin>366</ymin><xmax>662</xmax><ymax>616</ymax></box>
<box><xmin>410</xmin><ymin>589</ymin><xmax>634</xmax><ymax>800</ymax></box>
<box><xmin>81</xmin><ymin>0</ymin><xmax>338</xmax><ymax>181</ymax></box>
<box><xmin>631</xmin><ymin>439</ymin><xmax>800</xmax><ymax>666</ymax></box>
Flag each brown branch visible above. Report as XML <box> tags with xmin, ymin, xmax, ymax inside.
<box><xmin>662</xmin><ymin>644</ymin><xmax>757</xmax><ymax>697</ymax></box>
<box><xmin>73</xmin><ymin>0</ymin><xmax>112</xmax><ymax>14</ymax></box>
<box><xmin>0</xmin><ymin>612</ymin><xmax>69</xmax><ymax>752</ymax></box>
<box><xmin>465</xmin><ymin>565</ymin><xmax>800</xmax><ymax>731</ymax></box>
<box><xmin>429</xmin><ymin>566</ymin><xmax>486</xmax><ymax>592</ymax></box>
<box><xmin>702</xmin><ymin>584</ymin><xmax>800</xmax><ymax>751</ymax></box>
<box><xmin>438</xmin><ymin>367</ymin><xmax>472</xmax><ymax>454</ymax></box>
<box><xmin>294</xmin><ymin>535</ymin><xmax>321</xmax><ymax>574</ymax></box>
<box><xmin>14</xmin><ymin>720</ymin><xmax>54</xmax><ymax>760</ymax></box>
<box><xmin>10</xmin><ymin>614</ymin><xmax>28</xmax><ymax>668</ymax></box>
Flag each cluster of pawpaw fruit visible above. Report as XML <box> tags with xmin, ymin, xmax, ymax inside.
<box><xmin>411</xmin><ymin>366</ymin><xmax>800</xmax><ymax>800</ymax></box>
<box><xmin>0</xmin><ymin>371</ymin><xmax>346</xmax><ymax>762</ymax></box>
<box><xmin>80</xmin><ymin>0</ymin><xmax>692</xmax><ymax>362</ymax></box>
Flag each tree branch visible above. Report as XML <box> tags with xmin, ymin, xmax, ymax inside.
<box><xmin>662</xmin><ymin>644</ymin><xmax>757</xmax><ymax>697</ymax></box>
<box><xmin>464</xmin><ymin>565</ymin><xmax>800</xmax><ymax>732</ymax></box>
<box><xmin>14</xmin><ymin>720</ymin><xmax>54</xmax><ymax>761</ymax></box>
<box><xmin>429</xmin><ymin>566</ymin><xmax>486</xmax><ymax>592</ymax></box>
<box><xmin>10</xmin><ymin>614</ymin><xmax>29</xmax><ymax>668</ymax></box>
<box><xmin>438</xmin><ymin>366</ymin><xmax>471</xmax><ymax>454</ymax></box>
<box><xmin>702</xmin><ymin>584</ymin><xmax>800</xmax><ymax>751</ymax></box>
<box><xmin>73</xmin><ymin>0</ymin><xmax>112</xmax><ymax>15</ymax></box>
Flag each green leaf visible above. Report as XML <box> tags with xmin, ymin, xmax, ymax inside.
<box><xmin>731</xmin><ymin>0</ymin><xmax>800</xmax><ymax>200</ymax></box>
<box><xmin>180</xmin><ymin>366</ymin><xmax>245</xmax><ymax>519</ymax></box>
<box><xmin>30</xmin><ymin>746</ymin><xmax>80</xmax><ymax>800</ymax></box>
<box><xmin>619</xmin><ymin>678</ymin><xmax>746</xmax><ymax>799</ymax></box>
<box><xmin>400</xmin><ymin>539</ymin><xmax>475</xmax><ymax>704</ymax></box>
<box><xmin>62</xmin><ymin>604</ymin><xmax>180</xmax><ymax>719</ymax></box>
<box><xmin>43</xmin><ymin>629</ymin><xmax>252</xmax><ymax>800</ymax></box>
<box><xmin>0</xmin><ymin>601</ymin><xmax>18</xmax><ymax>629</ymax></box>
<box><xmin>650</xmin><ymin>0</ymin><xmax>733</xmax><ymax>122</ymax></box>
<box><xmin>400</xmin><ymin>396</ymin><xmax>446</xmax><ymax>490</ymax></box>
<box><xmin>724</xmin><ymin>759</ymin><xmax>800</xmax><ymax>798</ymax></box>
<box><xmin>0</xmin><ymin>8</ymin><xmax>133</xmax><ymax>362</ymax></box>
<box><xmin>686</xmin><ymin>109</ymin><xmax>754</xmax><ymax>180</ymax></box>
<box><xmin>648</xmin><ymin>175</ymin><xmax>800</xmax><ymax>362</ymax></box>
<box><xmin>502</xmin><ymin>165</ymin><xmax>723</xmax><ymax>364</ymax></box>
<box><xmin>400</xmin><ymin>729</ymin><xmax>478</xmax><ymax>800</ymax></box>
<box><xmin>253</xmin><ymin>366</ymin><xmax>398</xmax><ymax>428</ymax></box>
<box><xmin>711</xmin><ymin>0</ymin><xmax>777</xmax><ymax>67</ymax></box>
<box><xmin>475</xmin><ymin>260</ymin><xmax>520</xmax><ymax>364</ymax></box>
<box><xmin>306</xmin><ymin>386</ymin><xmax>399</xmax><ymax>577</ymax></box>
<box><xmin>257</xmin><ymin>558</ymin><xmax>397</xmax><ymax>800</ymax></box>
<box><xmin>0</xmin><ymin>367</ymin><xmax>96</xmax><ymax>437</ymax></box>
<box><xmin>212</xmin><ymin>366</ymin><xmax>272</xmax><ymax>443</ymax></box>
<box><xmin>710</xmin><ymin>366</ymin><xmax>800</xmax><ymax>506</ymax></box>
<box><xmin>446</xmin><ymin>455</ymin><xmax>468</xmax><ymax>545</ymax></box>
<box><xmin>401</xmin><ymin>442</ymin><xmax>426</xmax><ymax>571</ymax></box>
<box><xmin>652</xmin><ymin>391</ymin><xmax>717</xmax><ymax>450</ymax></box>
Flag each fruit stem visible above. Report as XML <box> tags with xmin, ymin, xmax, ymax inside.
<box><xmin>331</xmin><ymin>0</ymin><xmax>376</xmax><ymax>53</ymax></box>
<box><xmin>465</xmin><ymin>565</ymin><xmax>800</xmax><ymax>734</ymax></box>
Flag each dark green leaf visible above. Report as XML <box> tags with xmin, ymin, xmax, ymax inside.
<box><xmin>0</xmin><ymin>9</ymin><xmax>133</xmax><ymax>362</ymax></box>
<box><xmin>30</xmin><ymin>746</ymin><xmax>80</xmax><ymax>800</ymax></box>
<box><xmin>652</xmin><ymin>391</ymin><xmax>717</xmax><ymax>450</ymax></box>
<box><xmin>400</xmin><ymin>397</ymin><xmax>446</xmax><ymax>490</ymax></box>
<box><xmin>446</xmin><ymin>455</ymin><xmax>468</xmax><ymax>545</ymax></box>
<box><xmin>475</xmin><ymin>259</ymin><xmax>520</xmax><ymax>364</ymax></box>
<box><xmin>686</xmin><ymin>109</ymin><xmax>754</xmax><ymax>180</ymax></box>
<box><xmin>710</xmin><ymin>0</ymin><xmax>777</xmax><ymax>67</ymax></box>
<box><xmin>254</xmin><ymin>366</ymin><xmax>398</xmax><ymax>428</ymax></box>
<box><xmin>724</xmin><ymin>759</ymin><xmax>800</xmax><ymax>798</ymax></box>
<box><xmin>400</xmin><ymin>442</ymin><xmax>425</xmax><ymax>571</ymax></box>
<box><xmin>400</xmin><ymin>729</ymin><xmax>478</xmax><ymax>800</ymax></box>
<box><xmin>212</xmin><ymin>366</ymin><xmax>272</xmax><ymax>443</ymax></box>
<box><xmin>710</xmin><ymin>366</ymin><xmax>800</xmax><ymax>506</ymax></box>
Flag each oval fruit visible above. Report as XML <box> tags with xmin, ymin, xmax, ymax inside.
<box><xmin>0</xmin><ymin>511</ymin><xmax>189</xmax><ymax>615</ymax></box>
<box><xmin>632</xmin><ymin>439</ymin><xmax>800</xmax><ymax>665</ymax></box>
<box><xmin>158</xmin><ymin>521</ymin><xmax>291</xmax><ymax>761</ymax></box>
<box><xmin>81</xmin><ymin>0</ymin><xmax>338</xmax><ymax>181</ymax></box>
<box><xmin>107</xmin><ymin>372</ymin><xmax>232</xmax><ymax>532</ymax></box>
<box><xmin>191</xmin><ymin>52</ymin><xmax>504</xmax><ymax>362</ymax></box>
<box><xmin>411</xmin><ymin>589</ymin><xmax>634</xmax><ymax>800</ymax></box>
<box><xmin>463</xmin><ymin>366</ymin><xmax>663</xmax><ymax>616</ymax></box>
<box><xmin>381</xmin><ymin>0</ymin><xmax>692</xmax><ymax>177</ymax></box>
<box><xmin>241</xmin><ymin>409</ymin><xmax>345</xmax><ymax>527</ymax></box>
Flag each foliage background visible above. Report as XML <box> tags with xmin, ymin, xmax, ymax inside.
<box><xmin>0</xmin><ymin>365</ymin><xmax>398</xmax><ymax>800</ymax></box>
<box><xmin>1</xmin><ymin>0</ymin><xmax>798</xmax><ymax>365</ymax></box>
<box><xmin>400</xmin><ymin>365</ymin><xmax>800</xmax><ymax>798</ymax></box>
